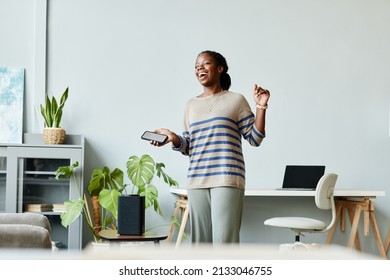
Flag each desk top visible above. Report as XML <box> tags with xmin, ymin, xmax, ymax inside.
<box><xmin>170</xmin><ymin>188</ymin><xmax>385</xmax><ymax>198</ymax></box>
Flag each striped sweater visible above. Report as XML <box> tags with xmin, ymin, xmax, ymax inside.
<box><xmin>173</xmin><ymin>90</ymin><xmax>265</xmax><ymax>190</ymax></box>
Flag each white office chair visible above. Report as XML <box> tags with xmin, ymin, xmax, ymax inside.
<box><xmin>264</xmin><ymin>173</ymin><xmax>338</xmax><ymax>242</ymax></box>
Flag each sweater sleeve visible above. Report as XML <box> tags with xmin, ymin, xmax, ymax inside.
<box><xmin>237</xmin><ymin>95</ymin><xmax>265</xmax><ymax>147</ymax></box>
<box><xmin>172</xmin><ymin>102</ymin><xmax>190</xmax><ymax>156</ymax></box>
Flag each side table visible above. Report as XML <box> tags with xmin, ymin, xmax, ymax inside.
<box><xmin>98</xmin><ymin>229</ymin><xmax>167</xmax><ymax>246</ymax></box>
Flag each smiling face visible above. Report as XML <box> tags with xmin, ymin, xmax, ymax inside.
<box><xmin>195</xmin><ymin>53</ymin><xmax>224</xmax><ymax>88</ymax></box>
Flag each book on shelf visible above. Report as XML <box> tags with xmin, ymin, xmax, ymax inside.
<box><xmin>24</xmin><ymin>203</ymin><xmax>53</xmax><ymax>212</ymax></box>
<box><xmin>52</xmin><ymin>204</ymin><xmax>66</xmax><ymax>212</ymax></box>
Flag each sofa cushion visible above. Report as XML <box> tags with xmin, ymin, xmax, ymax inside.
<box><xmin>0</xmin><ymin>224</ymin><xmax>52</xmax><ymax>249</ymax></box>
<box><xmin>0</xmin><ymin>213</ymin><xmax>51</xmax><ymax>234</ymax></box>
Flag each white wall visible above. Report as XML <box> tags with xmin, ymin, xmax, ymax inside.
<box><xmin>1</xmin><ymin>0</ymin><xmax>389</xmax><ymax>256</ymax></box>
<box><xmin>0</xmin><ymin>0</ymin><xmax>46</xmax><ymax>133</ymax></box>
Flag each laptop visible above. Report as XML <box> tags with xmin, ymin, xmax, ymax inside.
<box><xmin>277</xmin><ymin>165</ymin><xmax>325</xmax><ymax>191</ymax></box>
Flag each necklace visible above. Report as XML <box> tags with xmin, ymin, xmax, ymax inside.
<box><xmin>203</xmin><ymin>90</ymin><xmax>224</xmax><ymax>112</ymax></box>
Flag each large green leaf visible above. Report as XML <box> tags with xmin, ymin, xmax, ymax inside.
<box><xmin>60</xmin><ymin>199</ymin><xmax>84</xmax><ymax>228</ymax></box>
<box><xmin>88</xmin><ymin>168</ymin><xmax>106</xmax><ymax>195</ymax></box>
<box><xmin>59</xmin><ymin>87</ymin><xmax>69</xmax><ymax>107</ymax></box>
<box><xmin>53</xmin><ymin>87</ymin><xmax>68</xmax><ymax>127</ymax></box>
<box><xmin>137</xmin><ymin>184</ymin><xmax>161</xmax><ymax>215</ymax></box>
<box><xmin>155</xmin><ymin>162</ymin><xmax>179</xmax><ymax>187</ymax></box>
<box><xmin>43</xmin><ymin>94</ymin><xmax>53</xmax><ymax>127</ymax></box>
<box><xmin>126</xmin><ymin>154</ymin><xmax>155</xmax><ymax>187</ymax></box>
<box><xmin>51</xmin><ymin>96</ymin><xmax>58</xmax><ymax>122</ymax></box>
<box><xmin>40</xmin><ymin>104</ymin><xmax>51</xmax><ymax>127</ymax></box>
<box><xmin>99</xmin><ymin>189</ymin><xmax>122</xmax><ymax>220</ymax></box>
<box><xmin>55</xmin><ymin>161</ymin><xmax>79</xmax><ymax>179</ymax></box>
<box><xmin>88</xmin><ymin>167</ymin><xmax>124</xmax><ymax>195</ymax></box>
<box><xmin>107</xmin><ymin>168</ymin><xmax>124</xmax><ymax>190</ymax></box>
<box><xmin>53</xmin><ymin>109</ymin><xmax>63</xmax><ymax>128</ymax></box>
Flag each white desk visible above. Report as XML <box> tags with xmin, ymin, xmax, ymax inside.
<box><xmin>169</xmin><ymin>188</ymin><xmax>387</xmax><ymax>258</ymax></box>
<box><xmin>170</xmin><ymin>187</ymin><xmax>385</xmax><ymax>198</ymax></box>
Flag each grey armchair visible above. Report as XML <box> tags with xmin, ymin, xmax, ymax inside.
<box><xmin>0</xmin><ymin>213</ymin><xmax>53</xmax><ymax>249</ymax></box>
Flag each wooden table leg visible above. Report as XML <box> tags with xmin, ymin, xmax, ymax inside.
<box><xmin>175</xmin><ymin>206</ymin><xmax>189</xmax><ymax>248</ymax></box>
<box><xmin>326</xmin><ymin>203</ymin><xmax>342</xmax><ymax>244</ymax></box>
<box><xmin>385</xmin><ymin>229</ymin><xmax>390</xmax><ymax>253</ymax></box>
<box><xmin>364</xmin><ymin>207</ymin><xmax>370</xmax><ymax>236</ymax></box>
<box><xmin>368</xmin><ymin>210</ymin><xmax>386</xmax><ymax>259</ymax></box>
<box><xmin>340</xmin><ymin>204</ymin><xmax>345</xmax><ymax>232</ymax></box>
<box><xmin>348</xmin><ymin>205</ymin><xmax>362</xmax><ymax>249</ymax></box>
<box><xmin>326</xmin><ymin>197</ymin><xmax>386</xmax><ymax>258</ymax></box>
<box><xmin>167</xmin><ymin>196</ymin><xmax>189</xmax><ymax>248</ymax></box>
<box><xmin>167</xmin><ymin>198</ymin><xmax>182</xmax><ymax>242</ymax></box>
<box><xmin>347</xmin><ymin>207</ymin><xmax>361</xmax><ymax>250</ymax></box>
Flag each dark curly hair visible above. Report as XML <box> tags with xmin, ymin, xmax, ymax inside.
<box><xmin>198</xmin><ymin>50</ymin><xmax>231</xmax><ymax>90</ymax></box>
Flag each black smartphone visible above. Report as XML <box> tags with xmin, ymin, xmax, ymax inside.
<box><xmin>141</xmin><ymin>131</ymin><xmax>168</xmax><ymax>144</ymax></box>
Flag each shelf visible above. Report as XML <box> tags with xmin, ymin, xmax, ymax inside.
<box><xmin>22</xmin><ymin>177</ymin><xmax>69</xmax><ymax>186</ymax></box>
<box><xmin>2</xmin><ymin>135</ymin><xmax>84</xmax><ymax>250</ymax></box>
<box><xmin>24</xmin><ymin>211</ymin><xmax>63</xmax><ymax>216</ymax></box>
<box><xmin>24</xmin><ymin>171</ymin><xmax>56</xmax><ymax>175</ymax></box>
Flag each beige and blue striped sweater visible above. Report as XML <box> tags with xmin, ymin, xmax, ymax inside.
<box><xmin>173</xmin><ymin>90</ymin><xmax>265</xmax><ymax>190</ymax></box>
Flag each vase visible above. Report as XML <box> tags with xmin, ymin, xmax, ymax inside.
<box><xmin>117</xmin><ymin>195</ymin><xmax>145</xmax><ymax>235</ymax></box>
<box><xmin>43</xmin><ymin>127</ymin><xmax>66</xmax><ymax>144</ymax></box>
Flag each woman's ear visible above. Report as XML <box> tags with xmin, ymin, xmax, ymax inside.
<box><xmin>218</xmin><ymin>66</ymin><xmax>224</xmax><ymax>73</ymax></box>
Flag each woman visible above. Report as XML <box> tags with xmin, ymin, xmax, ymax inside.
<box><xmin>152</xmin><ymin>50</ymin><xmax>270</xmax><ymax>244</ymax></box>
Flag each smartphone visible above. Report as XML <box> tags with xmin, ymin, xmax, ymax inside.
<box><xmin>141</xmin><ymin>131</ymin><xmax>168</xmax><ymax>144</ymax></box>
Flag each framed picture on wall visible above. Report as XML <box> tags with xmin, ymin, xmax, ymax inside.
<box><xmin>0</xmin><ymin>67</ymin><xmax>25</xmax><ymax>144</ymax></box>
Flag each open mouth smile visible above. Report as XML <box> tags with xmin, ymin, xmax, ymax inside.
<box><xmin>198</xmin><ymin>72</ymin><xmax>207</xmax><ymax>78</ymax></box>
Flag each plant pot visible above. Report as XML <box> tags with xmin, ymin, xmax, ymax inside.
<box><xmin>117</xmin><ymin>195</ymin><xmax>145</xmax><ymax>235</ymax></box>
<box><xmin>43</xmin><ymin>127</ymin><xmax>66</xmax><ymax>144</ymax></box>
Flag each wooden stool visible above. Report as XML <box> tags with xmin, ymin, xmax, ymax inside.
<box><xmin>167</xmin><ymin>195</ymin><xmax>189</xmax><ymax>248</ymax></box>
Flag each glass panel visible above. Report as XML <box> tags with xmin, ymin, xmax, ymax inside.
<box><xmin>0</xmin><ymin>157</ymin><xmax>6</xmax><ymax>212</ymax></box>
<box><xmin>22</xmin><ymin>158</ymin><xmax>70</xmax><ymax>210</ymax></box>
<box><xmin>25</xmin><ymin>158</ymin><xmax>70</xmax><ymax>173</ymax></box>
<box><xmin>47</xmin><ymin>215</ymin><xmax>68</xmax><ymax>249</ymax></box>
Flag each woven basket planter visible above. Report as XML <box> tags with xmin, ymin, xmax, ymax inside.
<box><xmin>43</xmin><ymin>127</ymin><xmax>66</xmax><ymax>144</ymax></box>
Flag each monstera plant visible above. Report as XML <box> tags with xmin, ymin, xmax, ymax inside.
<box><xmin>55</xmin><ymin>154</ymin><xmax>178</xmax><ymax>242</ymax></box>
<box><xmin>126</xmin><ymin>154</ymin><xmax>179</xmax><ymax>215</ymax></box>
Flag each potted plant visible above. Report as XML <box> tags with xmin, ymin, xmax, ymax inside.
<box><xmin>40</xmin><ymin>87</ymin><xmax>69</xmax><ymax>144</ymax></box>
<box><xmin>55</xmin><ymin>154</ymin><xmax>179</xmax><ymax>242</ymax></box>
<box><xmin>126</xmin><ymin>154</ymin><xmax>178</xmax><ymax>215</ymax></box>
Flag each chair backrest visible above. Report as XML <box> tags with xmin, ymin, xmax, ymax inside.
<box><xmin>314</xmin><ymin>173</ymin><xmax>338</xmax><ymax>233</ymax></box>
<box><xmin>315</xmin><ymin>173</ymin><xmax>338</xmax><ymax>210</ymax></box>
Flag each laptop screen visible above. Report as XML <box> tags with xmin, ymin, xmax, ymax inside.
<box><xmin>282</xmin><ymin>165</ymin><xmax>325</xmax><ymax>189</ymax></box>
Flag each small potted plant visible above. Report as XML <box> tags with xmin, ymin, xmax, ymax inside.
<box><xmin>40</xmin><ymin>87</ymin><xmax>69</xmax><ymax>144</ymax></box>
<box><xmin>55</xmin><ymin>154</ymin><xmax>179</xmax><ymax>242</ymax></box>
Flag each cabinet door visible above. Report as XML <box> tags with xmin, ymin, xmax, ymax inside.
<box><xmin>6</xmin><ymin>146</ymin><xmax>83</xmax><ymax>250</ymax></box>
<box><xmin>0</xmin><ymin>148</ymin><xmax>6</xmax><ymax>212</ymax></box>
